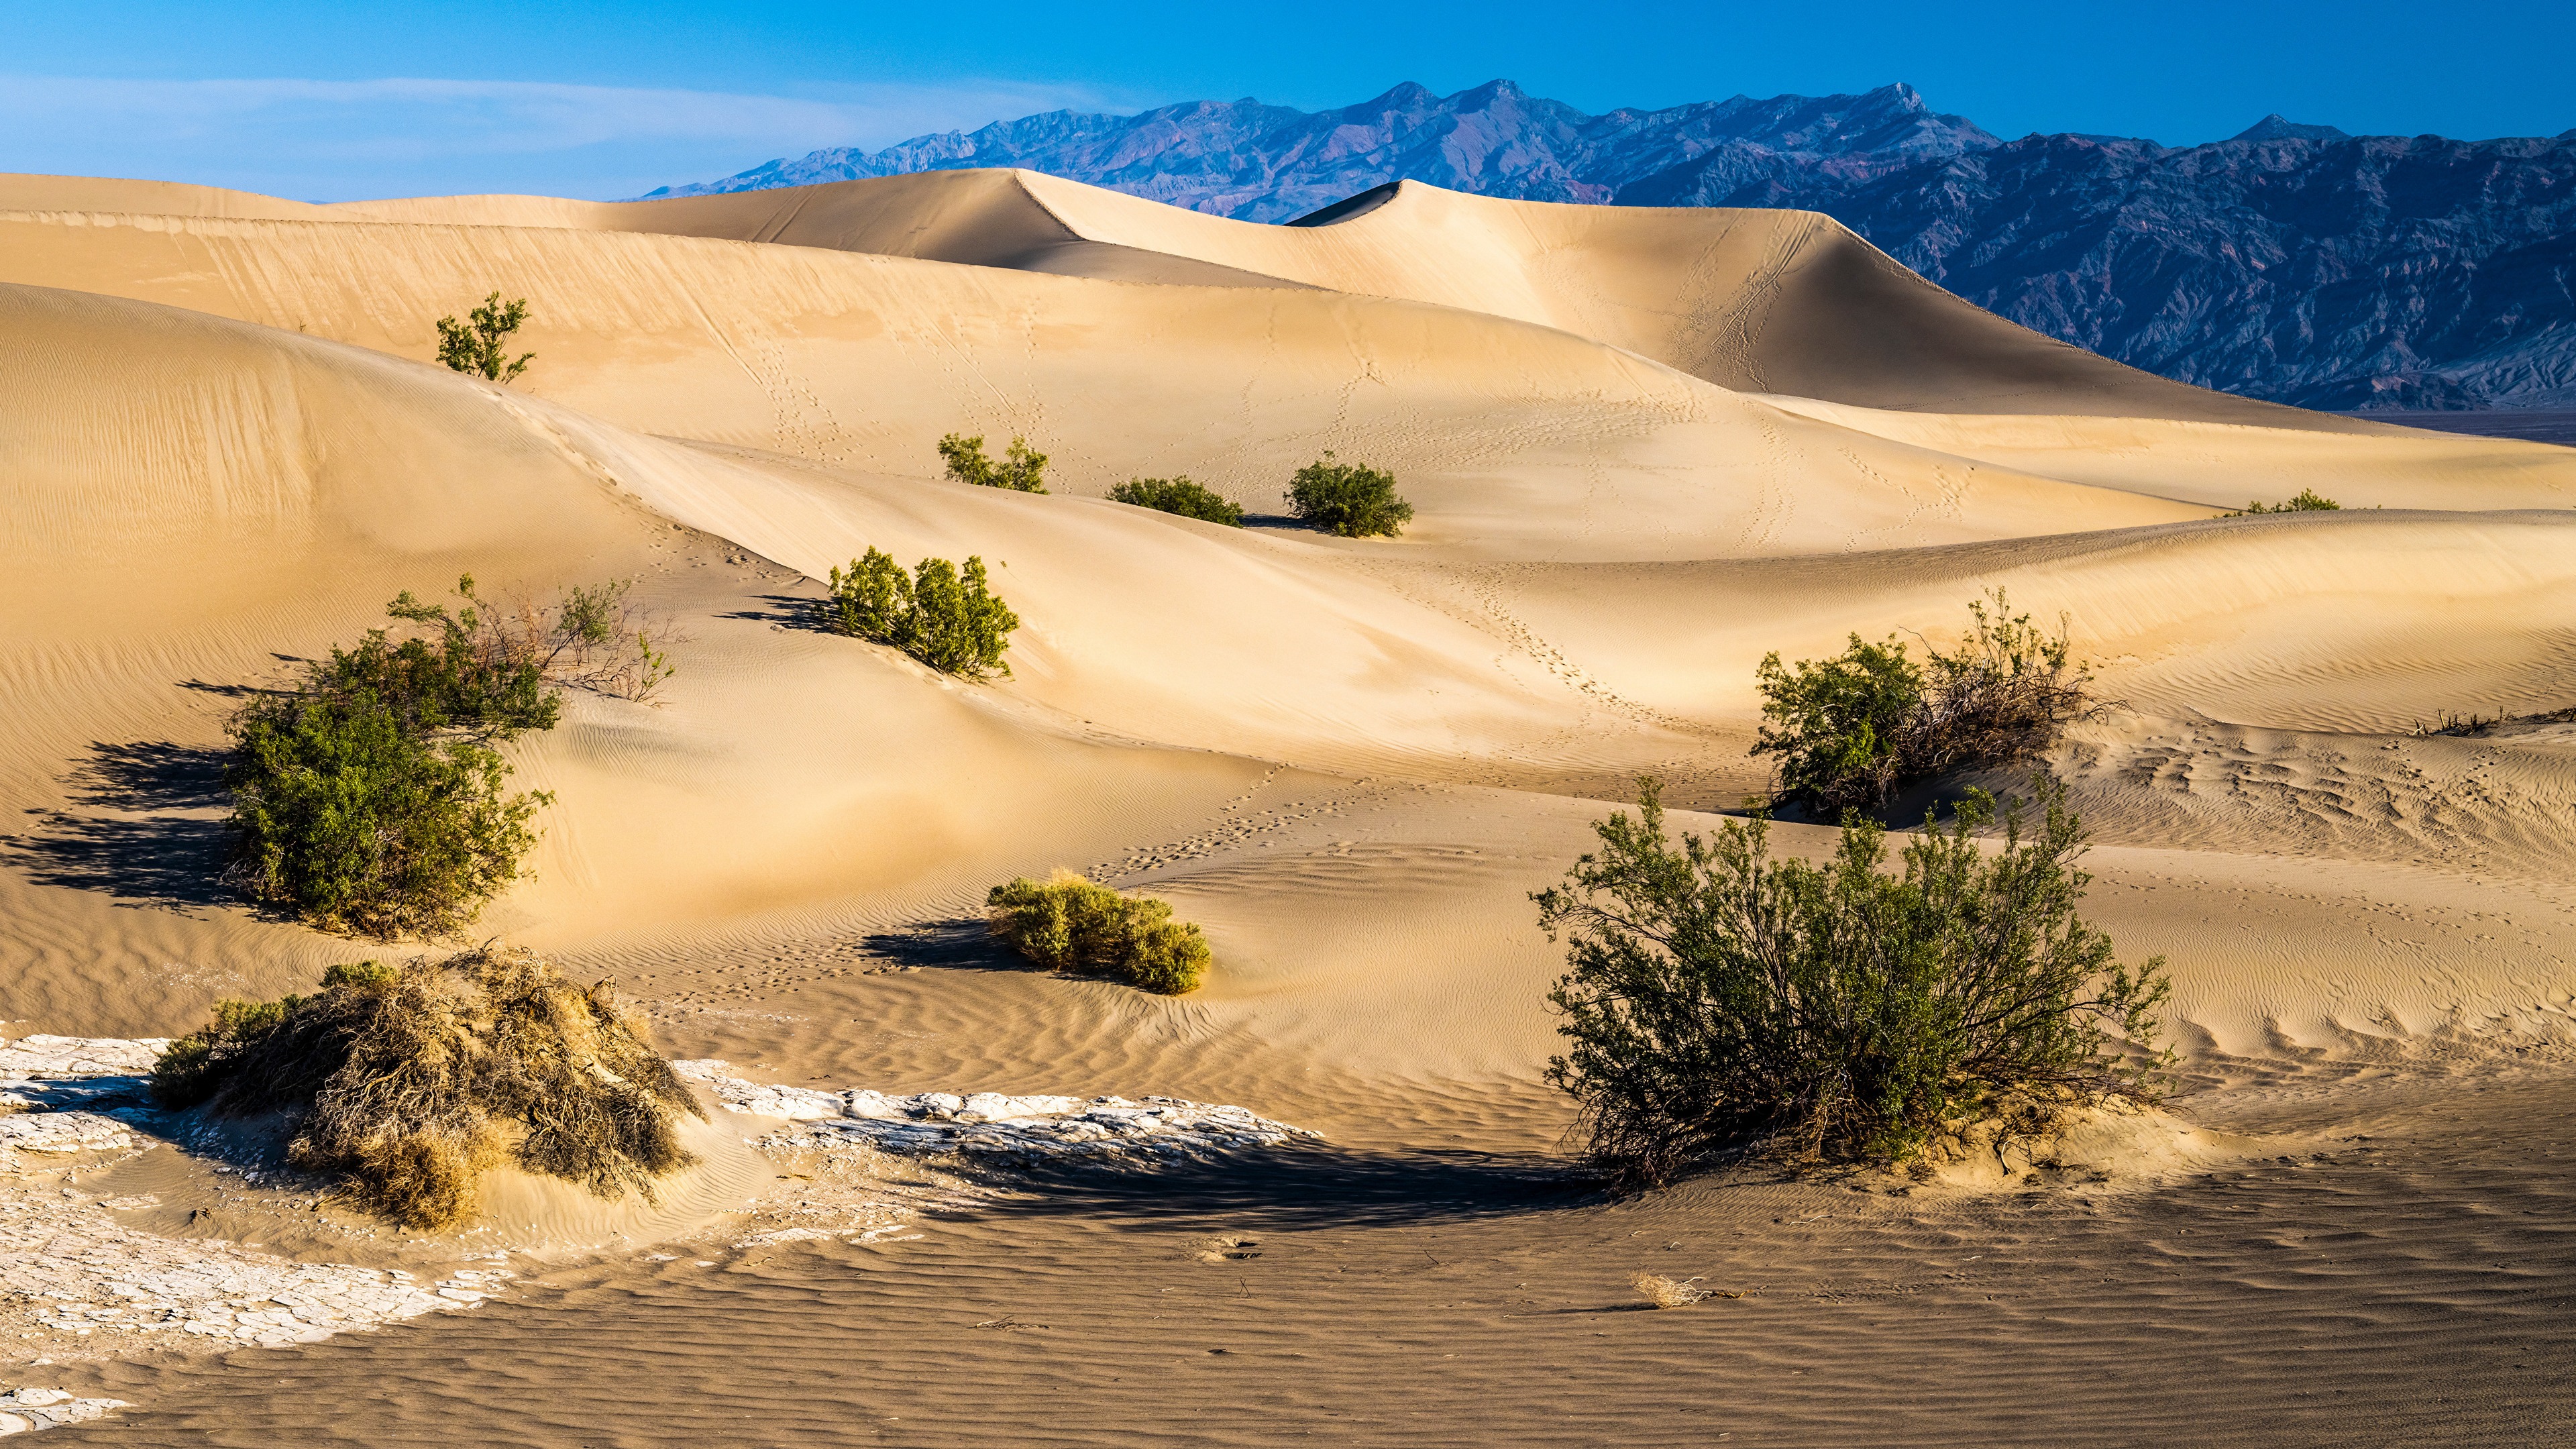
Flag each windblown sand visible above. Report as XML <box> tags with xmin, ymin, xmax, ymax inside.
<box><xmin>1</xmin><ymin>169</ymin><xmax>2573</xmax><ymax>1445</ymax></box>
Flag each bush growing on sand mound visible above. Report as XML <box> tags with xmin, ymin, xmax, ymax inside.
<box><xmin>824</xmin><ymin>547</ymin><xmax>1020</xmax><ymax>679</ymax></box>
<box><xmin>224</xmin><ymin>576</ymin><xmax>673</xmax><ymax>938</ymax></box>
<box><xmin>434</xmin><ymin>292</ymin><xmax>534</xmax><ymax>384</ymax></box>
<box><xmin>1536</xmin><ymin>777</ymin><xmax>2171</xmax><ymax>1189</ymax></box>
<box><xmin>1753</xmin><ymin>590</ymin><xmax>2099</xmax><ymax>816</ymax></box>
<box><xmin>1285</xmin><ymin>453</ymin><xmax>1412</xmax><ymax>537</ymax></box>
<box><xmin>986</xmin><ymin>870</ymin><xmax>1210</xmax><ymax>994</ymax></box>
<box><xmin>152</xmin><ymin>949</ymin><xmax>703</xmax><ymax>1230</ymax></box>
<box><xmin>938</xmin><ymin>432</ymin><xmax>1049</xmax><ymax>492</ymax></box>
<box><xmin>2231</xmin><ymin>489</ymin><xmax>2341</xmax><ymax>515</ymax></box>
<box><xmin>1110</xmin><ymin>476</ymin><xmax>1245</xmax><ymax>527</ymax></box>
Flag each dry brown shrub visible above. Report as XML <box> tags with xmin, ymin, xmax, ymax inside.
<box><xmin>1633</xmin><ymin>1273</ymin><xmax>1729</xmax><ymax>1307</ymax></box>
<box><xmin>152</xmin><ymin>949</ymin><xmax>702</xmax><ymax>1230</ymax></box>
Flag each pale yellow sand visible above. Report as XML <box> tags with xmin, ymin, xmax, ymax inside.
<box><xmin>1</xmin><ymin>168</ymin><xmax>2572</xmax><ymax>1444</ymax></box>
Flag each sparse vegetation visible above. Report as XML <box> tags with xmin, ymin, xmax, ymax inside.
<box><xmin>152</xmin><ymin>949</ymin><xmax>701</xmax><ymax>1231</ymax></box>
<box><xmin>224</xmin><ymin>576</ymin><xmax>674</xmax><ymax>938</ymax></box>
<box><xmin>1285</xmin><ymin>453</ymin><xmax>1413</xmax><ymax>537</ymax></box>
<box><xmin>1632</xmin><ymin>1273</ymin><xmax>1731</xmax><ymax>1307</ymax></box>
<box><xmin>985</xmin><ymin>869</ymin><xmax>1210</xmax><ymax>994</ymax></box>
<box><xmin>1535</xmin><ymin>777</ymin><xmax>2170</xmax><ymax>1190</ymax></box>
<box><xmin>824</xmin><ymin>547</ymin><xmax>1020</xmax><ymax>679</ymax></box>
<box><xmin>1752</xmin><ymin>590</ymin><xmax>2099</xmax><ymax>816</ymax></box>
<box><xmin>2229</xmin><ymin>489</ymin><xmax>2342</xmax><ymax>515</ymax></box>
<box><xmin>434</xmin><ymin>292</ymin><xmax>535</xmax><ymax>383</ymax></box>
<box><xmin>938</xmin><ymin>433</ymin><xmax>1049</xmax><ymax>493</ymax></box>
<box><xmin>1110</xmin><ymin>476</ymin><xmax>1245</xmax><ymax>527</ymax></box>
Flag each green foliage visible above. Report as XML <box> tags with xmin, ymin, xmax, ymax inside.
<box><xmin>433</xmin><ymin>292</ymin><xmax>534</xmax><ymax>383</ymax></box>
<box><xmin>1535</xmin><ymin>778</ymin><xmax>2171</xmax><ymax>1189</ymax></box>
<box><xmin>221</xmin><ymin>574</ymin><xmax>667</xmax><ymax>941</ymax></box>
<box><xmin>1110</xmin><ymin>476</ymin><xmax>1246</xmax><ymax>527</ymax></box>
<box><xmin>1753</xmin><ymin>590</ymin><xmax>2096</xmax><ymax>816</ymax></box>
<box><xmin>2233</xmin><ymin>489</ymin><xmax>2342</xmax><ymax>515</ymax></box>
<box><xmin>824</xmin><ymin>547</ymin><xmax>1020</xmax><ymax>680</ymax></box>
<box><xmin>938</xmin><ymin>433</ymin><xmax>1049</xmax><ymax>492</ymax></box>
<box><xmin>985</xmin><ymin>869</ymin><xmax>1210</xmax><ymax>994</ymax></box>
<box><xmin>1285</xmin><ymin>453</ymin><xmax>1413</xmax><ymax>537</ymax></box>
<box><xmin>150</xmin><ymin>949</ymin><xmax>701</xmax><ymax>1230</ymax></box>
<box><xmin>225</xmin><ymin>693</ymin><xmax>550</xmax><ymax>940</ymax></box>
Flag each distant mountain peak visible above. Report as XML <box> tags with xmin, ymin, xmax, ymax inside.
<box><xmin>2232</xmin><ymin>114</ymin><xmax>2351</xmax><ymax>143</ymax></box>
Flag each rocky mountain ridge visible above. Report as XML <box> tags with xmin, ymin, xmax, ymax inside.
<box><xmin>652</xmin><ymin>82</ymin><xmax>2576</xmax><ymax>409</ymax></box>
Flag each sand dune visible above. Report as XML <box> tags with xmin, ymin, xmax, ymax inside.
<box><xmin>1</xmin><ymin>164</ymin><xmax>2571</xmax><ymax>1443</ymax></box>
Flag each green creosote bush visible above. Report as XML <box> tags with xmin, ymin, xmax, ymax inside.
<box><xmin>1109</xmin><ymin>476</ymin><xmax>1245</xmax><ymax>527</ymax></box>
<box><xmin>1285</xmin><ymin>453</ymin><xmax>1413</xmax><ymax>537</ymax></box>
<box><xmin>985</xmin><ymin>869</ymin><xmax>1210</xmax><ymax>995</ymax></box>
<box><xmin>1535</xmin><ymin>776</ymin><xmax>2171</xmax><ymax>1190</ymax></box>
<box><xmin>224</xmin><ymin>575</ymin><xmax>675</xmax><ymax>940</ymax></box>
<box><xmin>1753</xmin><ymin>590</ymin><xmax>2099</xmax><ymax>816</ymax></box>
<box><xmin>434</xmin><ymin>292</ymin><xmax>535</xmax><ymax>383</ymax></box>
<box><xmin>823</xmin><ymin>547</ymin><xmax>1020</xmax><ymax>680</ymax></box>
<box><xmin>938</xmin><ymin>433</ymin><xmax>1049</xmax><ymax>492</ymax></box>
<box><xmin>2230</xmin><ymin>489</ymin><xmax>2342</xmax><ymax>516</ymax></box>
<box><xmin>150</xmin><ymin>949</ymin><xmax>702</xmax><ymax>1231</ymax></box>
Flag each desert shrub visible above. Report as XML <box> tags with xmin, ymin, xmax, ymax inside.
<box><xmin>1535</xmin><ymin>778</ymin><xmax>2170</xmax><ymax>1190</ymax></box>
<box><xmin>223</xmin><ymin>576</ymin><xmax>670</xmax><ymax>939</ymax></box>
<box><xmin>2233</xmin><ymin>489</ymin><xmax>2341</xmax><ymax>515</ymax></box>
<box><xmin>1285</xmin><ymin>453</ymin><xmax>1413</xmax><ymax>537</ymax></box>
<box><xmin>1110</xmin><ymin>476</ymin><xmax>1245</xmax><ymax>527</ymax></box>
<box><xmin>435</xmin><ymin>292</ymin><xmax>534</xmax><ymax>383</ymax></box>
<box><xmin>824</xmin><ymin>547</ymin><xmax>1020</xmax><ymax>679</ymax></box>
<box><xmin>385</xmin><ymin>574</ymin><xmax>676</xmax><ymax>706</ymax></box>
<box><xmin>985</xmin><ymin>869</ymin><xmax>1210</xmax><ymax>994</ymax></box>
<box><xmin>151</xmin><ymin>949</ymin><xmax>702</xmax><ymax>1230</ymax></box>
<box><xmin>225</xmin><ymin>693</ymin><xmax>550</xmax><ymax>940</ymax></box>
<box><xmin>1753</xmin><ymin>590</ymin><xmax>2098</xmax><ymax>815</ymax></box>
<box><xmin>938</xmin><ymin>433</ymin><xmax>1049</xmax><ymax>492</ymax></box>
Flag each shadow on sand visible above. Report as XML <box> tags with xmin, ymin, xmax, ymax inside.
<box><xmin>7</xmin><ymin>741</ymin><xmax>234</xmax><ymax>910</ymax></box>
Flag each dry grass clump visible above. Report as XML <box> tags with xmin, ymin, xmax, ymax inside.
<box><xmin>152</xmin><ymin>949</ymin><xmax>702</xmax><ymax>1230</ymax></box>
<box><xmin>985</xmin><ymin>869</ymin><xmax>1210</xmax><ymax>994</ymax></box>
<box><xmin>1632</xmin><ymin>1273</ymin><xmax>1733</xmax><ymax>1307</ymax></box>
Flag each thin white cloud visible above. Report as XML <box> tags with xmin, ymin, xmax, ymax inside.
<box><xmin>0</xmin><ymin>74</ymin><xmax>1140</xmax><ymax>199</ymax></box>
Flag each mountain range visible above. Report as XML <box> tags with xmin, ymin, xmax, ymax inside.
<box><xmin>650</xmin><ymin>80</ymin><xmax>2576</xmax><ymax>410</ymax></box>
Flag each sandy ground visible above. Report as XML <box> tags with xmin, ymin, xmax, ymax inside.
<box><xmin>1</xmin><ymin>167</ymin><xmax>2573</xmax><ymax>1444</ymax></box>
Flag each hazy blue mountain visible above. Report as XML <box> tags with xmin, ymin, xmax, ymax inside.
<box><xmin>652</xmin><ymin>83</ymin><xmax>2576</xmax><ymax>409</ymax></box>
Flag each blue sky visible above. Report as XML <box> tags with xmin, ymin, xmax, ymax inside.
<box><xmin>8</xmin><ymin>1</ymin><xmax>2573</xmax><ymax>201</ymax></box>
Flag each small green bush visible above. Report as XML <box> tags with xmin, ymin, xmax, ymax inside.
<box><xmin>1110</xmin><ymin>476</ymin><xmax>1245</xmax><ymax>527</ymax></box>
<box><xmin>2233</xmin><ymin>489</ymin><xmax>2341</xmax><ymax>515</ymax></box>
<box><xmin>152</xmin><ymin>949</ymin><xmax>701</xmax><ymax>1230</ymax></box>
<box><xmin>1536</xmin><ymin>778</ymin><xmax>2170</xmax><ymax>1189</ymax></box>
<box><xmin>824</xmin><ymin>547</ymin><xmax>1020</xmax><ymax>679</ymax></box>
<box><xmin>938</xmin><ymin>433</ymin><xmax>1049</xmax><ymax>492</ymax></box>
<box><xmin>985</xmin><ymin>869</ymin><xmax>1210</xmax><ymax>994</ymax></box>
<box><xmin>435</xmin><ymin>292</ymin><xmax>533</xmax><ymax>383</ymax></box>
<box><xmin>1285</xmin><ymin>453</ymin><xmax>1413</xmax><ymax>537</ymax></box>
<box><xmin>222</xmin><ymin>576</ymin><xmax>669</xmax><ymax>940</ymax></box>
<box><xmin>1754</xmin><ymin>590</ymin><xmax>2097</xmax><ymax>815</ymax></box>
<box><xmin>225</xmin><ymin>693</ymin><xmax>551</xmax><ymax>940</ymax></box>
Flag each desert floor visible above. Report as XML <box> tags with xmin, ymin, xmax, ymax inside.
<box><xmin>3</xmin><ymin>169</ymin><xmax>2574</xmax><ymax>1446</ymax></box>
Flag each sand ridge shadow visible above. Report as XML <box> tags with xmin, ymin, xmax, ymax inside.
<box><xmin>7</xmin><ymin>741</ymin><xmax>235</xmax><ymax>910</ymax></box>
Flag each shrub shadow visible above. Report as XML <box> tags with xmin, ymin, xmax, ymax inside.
<box><xmin>855</xmin><ymin>917</ymin><xmax>1020</xmax><ymax>973</ymax></box>
<box><xmin>979</xmin><ymin>1140</ymin><xmax>1597</xmax><ymax>1231</ymax></box>
<box><xmin>6</xmin><ymin>741</ymin><xmax>234</xmax><ymax>910</ymax></box>
<box><xmin>715</xmin><ymin>593</ymin><xmax>830</xmax><ymax>632</ymax></box>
